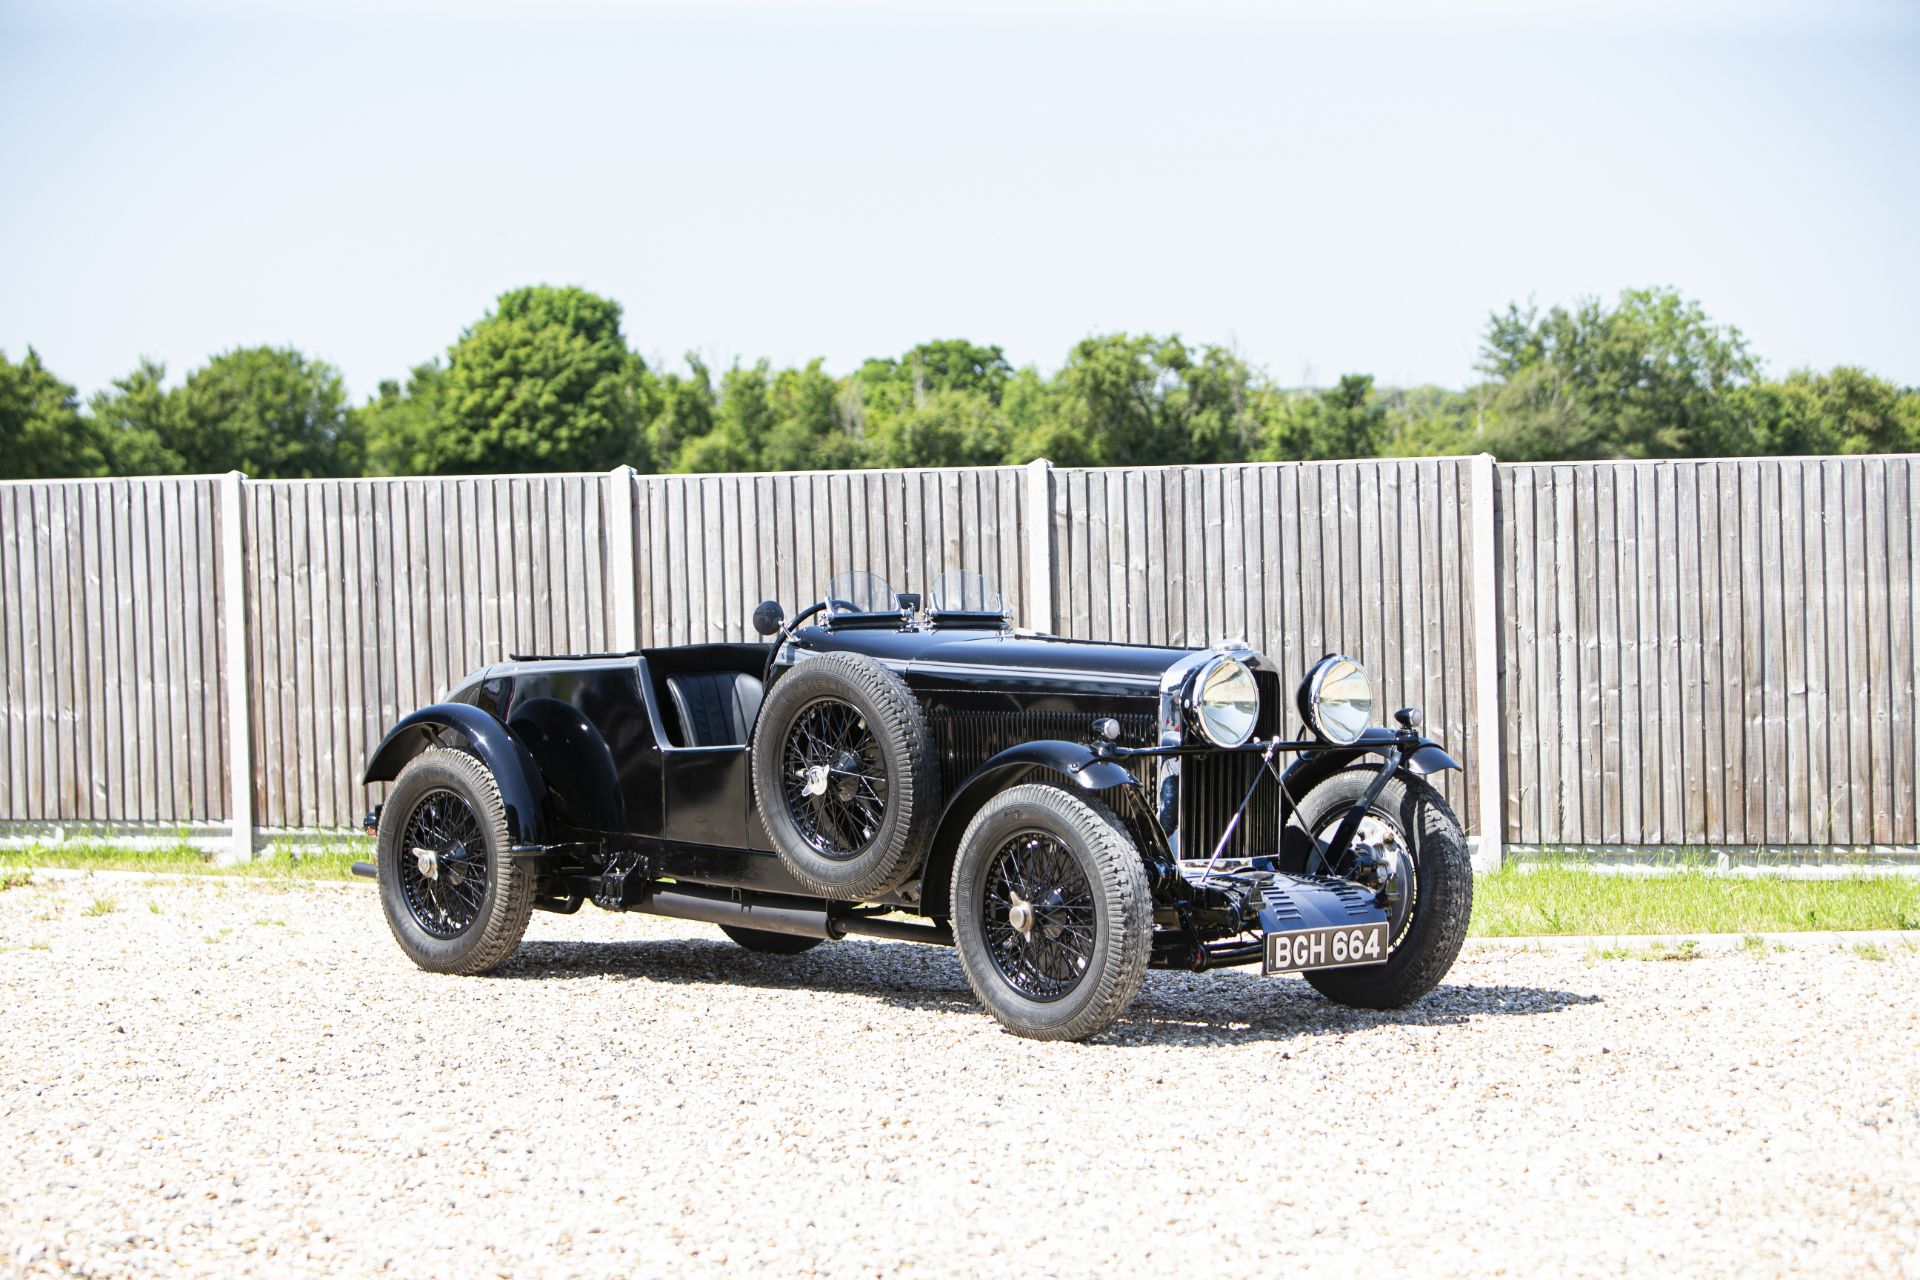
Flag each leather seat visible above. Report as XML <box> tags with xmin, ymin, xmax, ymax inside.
<box><xmin>664</xmin><ymin>671</ymin><xmax>765</xmax><ymax>747</ymax></box>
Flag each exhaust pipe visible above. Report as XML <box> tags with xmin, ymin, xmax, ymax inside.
<box><xmin>635</xmin><ymin>883</ymin><xmax>835</xmax><ymax>940</ymax></box>
<box><xmin>835</xmin><ymin>915</ymin><xmax>954</xmax><ymax>946</ymax></box>
<box><xmin>631</xmin><ymin>883</ymin><xmax>956</xmax><ymax>947</ymax></box>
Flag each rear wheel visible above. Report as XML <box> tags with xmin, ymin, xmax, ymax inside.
<box><xmin>1291</xmin><ymin>769</ymin><xmax>1471</xmax><ymax>1010</ymax></box>
<box><xmin>720</xmin><ymin>925</ymin><xmax>826</xmax><ymax>955</ymax></box>
<box><xmin>950</xmin><ymin>783</ymin><xmax>1152</xmax><ymax>1041</ymax></box>
<box><xmin>376</xmin><ymin>748</ymin><xmax>534</xmax><ymax>975</ymax></box>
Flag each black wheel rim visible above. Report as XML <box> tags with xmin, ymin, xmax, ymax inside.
<box><xmin>981</xmin><ymin>830</ymin><xmax>1097</xmax><ymax>1002</ymax></box>
<box><xmin>397</xmin><ymin>788</ymin><xmax>489</xmax><ymax>939</ymax></box>
<box><xmin>780</xmin><ymin>696</ymin><xmax>888</xmax><ymax>860</ymax></box>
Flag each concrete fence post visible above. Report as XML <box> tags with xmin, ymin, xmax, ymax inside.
<box><xmin>1469</xmin><ymin>453</ymin><xmax>1504</xmax><ymax>872</ymax></box>
<box><xmin>608</xmin><ymin>465</ymin><xmax>639</xmax><ymax>651</ymax></box>
<box><xmin>219</xmin><ymin>470</ymin><xmax>253</xmax><ymax>864</ymax></box>
<box><xmin>1025</xmin><ymin>458</ymin><xmax>1054</xmax><ymax>633</ymax></box>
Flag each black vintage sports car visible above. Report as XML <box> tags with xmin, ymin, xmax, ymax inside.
<box><xmin>357</xmin><ymin>570</ymin><xmax>1471</xmax><ymax>1040</ymax></box>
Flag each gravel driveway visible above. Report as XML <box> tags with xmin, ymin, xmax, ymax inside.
<box><xmin>3</xmin><ymin>875</ymin><xmax>1915</xmax><ymax>1279</ymax></box>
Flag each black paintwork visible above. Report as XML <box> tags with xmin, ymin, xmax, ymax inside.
<box><xmin>363</xmin><ymin>602</ymin><xmax>1460</xmax><ymax>941</ymax></box>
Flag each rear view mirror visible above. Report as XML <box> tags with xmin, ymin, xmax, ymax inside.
<box><xmin>751</xmin><ymin>600</ymin><xmax>785</xmax><ymax>637</ymax></box>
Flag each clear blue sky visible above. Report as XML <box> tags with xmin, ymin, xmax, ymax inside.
<box><xmin>2</xmin><ymin>0</ymin><xmax>1916</xmax><ymax>402</ymax></box>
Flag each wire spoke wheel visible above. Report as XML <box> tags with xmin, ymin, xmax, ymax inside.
<box><xmin>397</xmin><ymin>787</ymin><xmax>489</xmax><ymax>939</ymax></box>
<box><xmin>780</xmin><ymin>696</ymin><xmax>888</xmax><ymax>860</ymax></box>
<box><xmin>981</xmin><ymin>830</ymin><xmax>1098</xmax><ymax>1002</ymax></box>
<box><xmin>1312</xmin><ymin>806</ymin><xmax>1418</xmax><ymax>946</ymax></box>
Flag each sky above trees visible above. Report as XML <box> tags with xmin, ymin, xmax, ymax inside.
<box><xmin>1</xmin><ymin>1</ymin><xmax>1915</xmax><ymax>402</ymax></box>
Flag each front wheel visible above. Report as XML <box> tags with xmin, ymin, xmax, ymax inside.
<box><xmin>1292</xmin><ymin>769</ymin><xmax>1472</xmax><ymax>1010</ymax></box>
<box><xmin>950</xmin><ymin>783</ymin><xmax>1152</xmax><ymax>1042</ymax></box>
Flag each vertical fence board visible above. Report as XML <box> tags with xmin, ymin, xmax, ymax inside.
<box><xmin>2</xmin><ymin>458</ymin><xmax>1916</xmax><ymax>847</ymax></box>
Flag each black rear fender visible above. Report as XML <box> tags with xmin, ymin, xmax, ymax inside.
<box><xmin>917</xmin><ymin>741</ymin><xmax>1142</xmax><ymax>918</ymax></box>
<box><xmin>363</xmin><ymin>703</ymin><xmax>551</xmax><ymax>847</ymax></box>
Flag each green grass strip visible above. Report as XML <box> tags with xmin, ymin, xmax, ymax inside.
<box><xmin>1471</xmin><ymin>862</ymin><xmax>1920</xmax><ymax>937</ymax></box>
<box><xmin>0</xmin><ymin>841</ymin><xmax>362</xmax><ymax>882</ymax></box>
<box><xmin>7</xmin><ymin>843</ymin><xmax>1918</xmax><ymax>936</ymax></box>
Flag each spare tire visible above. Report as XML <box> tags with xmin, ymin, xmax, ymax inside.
<box><xmin>751</xmin><ymin>652</ymin><xmax>939</xmax><ymax>900</ymax></box>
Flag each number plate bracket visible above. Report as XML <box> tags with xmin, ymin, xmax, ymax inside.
<box><xmin>1253</xmin><ymin>873</ymin><xmax>1392</xmax><ymax>975</ymax></box>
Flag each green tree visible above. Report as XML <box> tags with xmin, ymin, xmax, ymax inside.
<box><xmin>855</xmin><ymin>340</ymin><xmax>1016</xmax><ymax>467</ymax></box>
<box><xmin>1376</xmin><ymin>384</ymin><xmax>1487</xmax><ymax>458</ymax></box>
<box><xmin>358</xmin><ymin>359</ymin><xmax>448</xmax><ymax>476</ymax></box>
<box><xmin>1048</xmin><ymin>333</ymin><xmax>1184</xmax><ymax>466</ymax></box>
<box><xmin>1476</xmin><ymin>287</ymin><xmax>1759</xmax><ymax>460</ymax></box>
<box><xmin>761</xmin><ymin>359</ymin><xmax>856</xmax><ymax>471</ymax></box>
<box><xmin>1260</xmin><ymin>374</ymin><xmax>1389</xmax><ymax>461</ymax></box>
<box><xmin>644</xmin><ymin>357</ymin><xmax>717</xmax><ymax>470</ymax></box>
<box><xmin>678</xmin><ymin>360</ymin><xmax>773</xmax><ymax>472</ymax></box>
<box><xmin>1731</xmin><ymin>366</ymin><xmax>1920</xmax><ymax>456</ymax></box>
<box><xmin>0</xmin><ymin>348</ymin><xmax>103</xmax><ymax>478</ymax></box>
<box><xmin>434</xmin><ymin>285</ymin><xmax>647</xmax><ymax>473</ymax></box>
<box><xmin>87</xmin><ymin>358</ymin><xmax>185</xmax><ymax>475</ymax></box>
<box><xmin>865</xmin><ymin>388</ymin><xmax>1012</xmax><ymax>468</ymax></box>
<box><xmin>169</xmin><ymin>346</ymin><xmax>359</xmax><ymax>477</ymax></box>
<box><xmin>1014</xmin><ymin>333</ymin><xmax>1267</xmax><ymax>467</ymax></box>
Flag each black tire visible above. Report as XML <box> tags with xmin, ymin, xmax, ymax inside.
<box><xmin>1293</xmin><ymin>769</ymin><xmax>1472</xmax><ymax>1010</ymax></box>
<box><xmin>376</xmin><ymin>747</ymin><xmax>534</xmax><ymax>975</ymax></box>
<box><xmin>950</xmin><ymin>783</ymin><xmax>1152</xmax><ymax>1041</ymax></box>
<box><xmin>751</xmin><ymin>653</ymin><xmax>939</xmax><ymax>900</ymax></box>
<box><xmin>720</xmin><ymin>925</ymin><xmax>827</xmax><ymax>955</ymax></box>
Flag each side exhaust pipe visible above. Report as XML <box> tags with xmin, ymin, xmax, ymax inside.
<box><xmin>631</xmin><ymin>882</ymin><xmax>955</xmax><ymax>946</ymax></box>
<box><xmin>636</xmin><ymin>882</ymin><xmax>836</xmax><ymax>940</ymax></box>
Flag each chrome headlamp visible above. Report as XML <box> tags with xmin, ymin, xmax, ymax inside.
<box><xmin>1188</xmin><ymin>655</ymin><xmax>1260</xmax><ymax>748</ymax></box>
<box><xmin>1297</xmin><ymin>654</ymin><xmax>1373</xmax><ymax>745</ymax></box>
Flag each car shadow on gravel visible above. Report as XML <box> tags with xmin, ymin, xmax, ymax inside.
<box><xmin>501</xmin><ymin>937</ymin><xmax>1598</xmax><ymax>1046</ymax></box>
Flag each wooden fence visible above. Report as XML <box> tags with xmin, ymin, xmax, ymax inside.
<box><xmin>1500</xmin><ymin>457</ymin><xmax>1919</xmax><ymax>849</ymax></box>
<box><xmin>1046</xmin><ymin>461</ymin><xmax>1483</xmax><ymax>836</ymax></box>
<box><xmin>2</xmin><ymin>454</ymin><xmax>1916</xmax><ymax>860</ymax></box>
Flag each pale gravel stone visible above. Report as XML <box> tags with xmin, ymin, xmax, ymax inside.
<box><xmin>1</xmin><ymin>875</ymin><xmax>1915</xmax><ymax>1279</ymax></box>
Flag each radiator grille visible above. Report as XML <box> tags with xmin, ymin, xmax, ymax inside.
<box><xmin>926</xmin><ymin>667</ymin><xmax>1289</xmax><ymax>862</ymax></box>
<box><xmin>927</xmin><ymin>708</ymin><xmax>1155</xmax><ymax>789</ymax></box>
<box><xmin>1178</xmin><ymin>669</ymin><xmax>1286</xmax><ymax>861</ymax></box>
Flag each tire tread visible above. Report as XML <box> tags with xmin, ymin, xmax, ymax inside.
<box><xmin>751</xmin><ymin>653</ymin><xmax>939</xmax><ymax>900</ymax></box>
<box><xmin>377</xmin><ymin>747</ymin><xmax>535</xmax><ymax>976</ymax></box>
<box><xmin>950</xmin><ymin>783</ymin><xmax>1152</xmax><ymax>1041</ymax></box>
<box><xmin>1301</xmin><ymin>771</ymin><xmax>1472</xmax><ymax>1010</ymax></box>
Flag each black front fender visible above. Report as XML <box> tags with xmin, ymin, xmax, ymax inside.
<box><xmin>363</xmin><ymin>703</ymin><xmax>551</xmax><ymax>847</ymax></box>
<box><xmin>1276</xmin><ymin>729</ymin><xmax>1459</xmax><ymax>821</ymax></box>
<box><xmin>917</xmin><ymin>740</ymin><xmax>1142</xmax><ymax>918</ymax></box>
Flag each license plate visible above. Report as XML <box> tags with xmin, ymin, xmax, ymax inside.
<box><xmin>1263</xmin><ymin>921</ymin><xmax>1390</xmax><ymax>975</ymax></box>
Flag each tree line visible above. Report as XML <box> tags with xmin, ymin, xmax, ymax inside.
<box><xmin>3</xmin><ymin>284</ymin><xmax>1915</xmax><ymax>481</ymax></box>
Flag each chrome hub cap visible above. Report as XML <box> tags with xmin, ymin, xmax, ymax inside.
<box><xmin>982</xmin><ymin>831</ymin><xmax>1097</xmax><ymax>1002</ymax></box>
<box><xmin>1313</xmin><ymin>810</ymin><xmax>1416</xmax><ymax>944</ymax></box>
<box><xmin>397</xmin><ymin>790</ymin><xmax>489</xmax><ymax>940</ymax></box>
<box><xmin>782</xmin><ymin>698</ymin><xmax>888</xmax><ymax>860</ymax></box>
